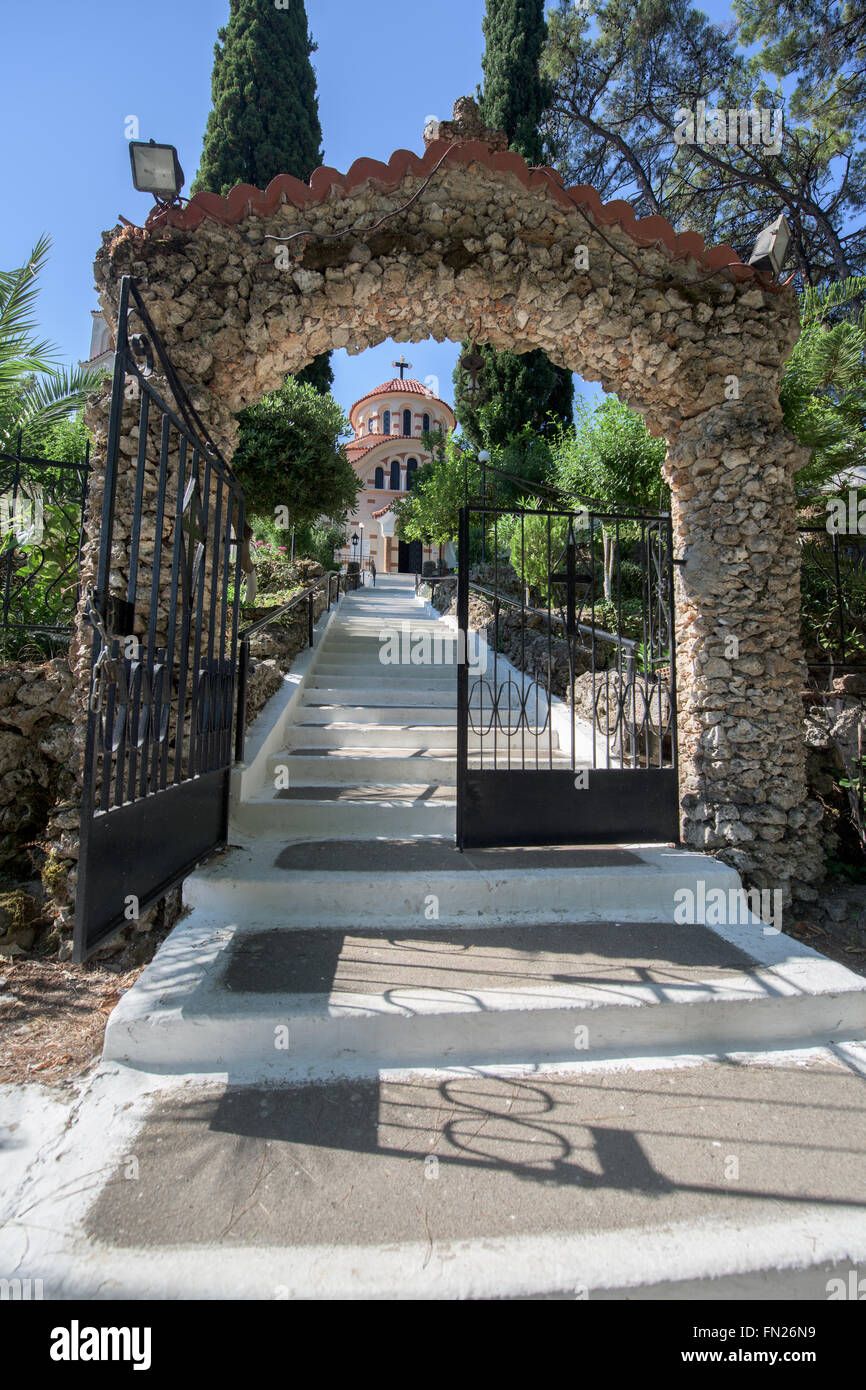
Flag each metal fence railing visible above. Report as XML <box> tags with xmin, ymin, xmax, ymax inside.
<box><xmin>799</xmin><ymin>524</ymin><xmax>866</xmax><ymax>669</ymax></box>
<box><xmin>0</xmin><ymin>436</ymin><xmax>90</xmax><ymax>658</ymax></box>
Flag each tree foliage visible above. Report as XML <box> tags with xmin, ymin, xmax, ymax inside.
<box><xmin>542</xmin><ymin>0</ymin><xmax>866</xmax><ymax>283</ymax></box>
<box><xmin>193</xmin><ymin>0</ymin><xmax>324</xmax><ymax>196</ymax></box>
<box><xmin>552</xmin><ymin>396</ymin><xmax>668</xmax><ymax>598</ymax></box>
<box><xmin>0</xmin><ymin>236</ymin><xmax>104</xmax><ymax>455</ymax></box>
<box><xmin>232</xmin><ymin>378</ymin><xmax>359</xmax><ymax>528</ymax></box>
<box><xmin>552</xmin><ymin>397</ymin><xmax>668</xmax><ymax>512</ymax></box>
<box><xmin>780</xmin><ymin>276</ymin><xmax>866</xmax><ymax>502</ymax></box>
<box><xmin>499</xmin><ymin>500</ymin><xmax>569</xmax><ymax>601</ymax></box>
<box><xmin>193</xmin><ymin>0</ymin><xmax>332</xmax><ymax>393</ymax></box>
<box><xmin>478</xmin><ymin>0</ymin><xmax>552</xmax><ymax>166</ymax></box>
<box><xmin>393</xmin><ymin>434</ymin><xmax>480</xmax><ymax>547</ymax></box>
<box><xmin>454</xmin><ymin>343</ymin><xmax>574</xmax><ymax>452</ymax></box>
<box><xmin>455</xmin><ymin>1</ymin><xmax>573</xmax><ymax>451</ymax></box>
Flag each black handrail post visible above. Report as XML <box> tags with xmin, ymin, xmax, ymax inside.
<box><xmin>481</xmin><ymin>460</ymin><xmax>487</xmax><ymax>562</ymax></box>
<box><xmin>456</xmin><ymin>504</ymin><xmax>470</xmax><ymax>851</ymax></box>
<box><xmin>308</xmin><ymin>590</ymin><xmax>315</xmax><ymax>647</ymax></box>
<box><xmin>235</xmin><ymin>637</ymin><xmax>250</xmax><ymax>763</ymax></box>
<box><xmin>832</xmin><ymin>530</ymin><xmax>847</xmax><ymax>659</ymax></box>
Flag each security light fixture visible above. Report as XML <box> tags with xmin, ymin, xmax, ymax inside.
<box><xmin>748</xmin><ymin>213</ymin><xmax>791</xmax><ymax>277</ymax></box>
<box><xmin>129</xmin><ymin>139</ymin><xmax>185</xmax><ymax>201</ymax></box>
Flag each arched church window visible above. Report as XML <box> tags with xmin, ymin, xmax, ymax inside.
<box><xmin>390</xmin><ymin>459</ymin><xmax>401</xmax><ymax>491</ymax></box>
<box><xmin>403</xmin><ymin>408</ymin><xmax>412</xmax><ymax>436</ymax></box>
<box><xmin>374</xmin><ymin>466</ymin><xmax>385</xmax><ymax>489</ymax></box>
<box><xmin>383</xmin><ymin>410</ymin><xmax>391</xmax><ymax>435</ymax></box>
<box><xmin>367</xmin><ymin>418</ymin><xmax>373</xmax><ymax>434</ymax></box>
<box><xmin>422</xmin><ymin>413</ymin><xmax>430</xmax><ymax>434</ymax></box>
<box><xmin>406</xmin><ymin>458</ymin><xmax>418</xmax><ymax>491</ymax></box>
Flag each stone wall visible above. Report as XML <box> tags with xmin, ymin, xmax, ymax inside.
<box><xmin>243</xmin><ymin>585</ymin><xmax>330</xmax><ymax>725</ymax></box>
<box><xmin>0</xmin><ymin>656</ymin><xmax>81</xmax><ymax>958</ymax></box>
<box><xmin>0</xmin><ymin>658</ymin><xmax>77</xmax><ymax>875</ymax></box>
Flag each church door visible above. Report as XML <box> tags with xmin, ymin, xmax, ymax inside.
<box><xmin>398</xmin><ymin>540</ymin><xmax>423</xmax><ymax>573</ymax></box>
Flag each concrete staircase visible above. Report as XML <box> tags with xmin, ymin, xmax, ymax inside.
<box><xmin>233</xmin><ymin>573</ymin><xmax>564</xmax><ymax>838</ymax></box>
<box><xmin>104</xmin><ymin>573</ymin><xmax>866</xmax><ymax>1080</ymax></box>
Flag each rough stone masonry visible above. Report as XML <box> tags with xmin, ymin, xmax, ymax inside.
<box><xmin>81</xmin><ymin>99</ymin><xmax>821</xmax><ymax>899</ymax></box>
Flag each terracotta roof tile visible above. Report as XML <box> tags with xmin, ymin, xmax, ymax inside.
<box><xmin>348</xmin><ymin>435</ymin><xmax>433</xmax><ymax>466</ymax></box>
<box><xmin>161</xmin><ymin>139</ymin><xmax>781</xmax><ymax>293</ymax></box>
<box><xmin>350</xmin><ymin>378</ymin><xmax>453</xmax><ymax>414</ymax></box>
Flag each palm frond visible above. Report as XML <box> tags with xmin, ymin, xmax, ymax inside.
<box><xmin>0</xmin><ymin>235</ymin><xmax>55</xmax><ymax>354</ymax></box>
<box><xmin>0</xmin><ymin>365</ymin><xmax>106</xmax><ymax>452</ymax></box>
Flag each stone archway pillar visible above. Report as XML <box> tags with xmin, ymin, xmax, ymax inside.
<box><xmin>665</xmin><ymin>399</ymin><xmax>822</xmax><ymax>898</ymax></box>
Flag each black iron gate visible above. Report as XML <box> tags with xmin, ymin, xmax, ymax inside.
<box><xmin>74</xmin><ymin>278</ymin><xmax>244</xmax><ymax>961</ymax></box>
<box><xmin>456</xmin><ymin>500</ymin><xmax>679</xmax><ymax>848</ymax></box>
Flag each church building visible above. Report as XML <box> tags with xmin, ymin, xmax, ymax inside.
<box><xmin>335</xmin><ymin>359</ymin><xmax>456</xmax><ymax>575</ymax></box>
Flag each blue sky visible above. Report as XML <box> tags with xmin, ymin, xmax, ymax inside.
<box><xmin>0</xmin><ymin>0</ymin><xmax>739</xmax><ymax>421</ymax></box>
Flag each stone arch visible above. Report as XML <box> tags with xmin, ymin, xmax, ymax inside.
<box><xmin>85</xmin><ymin>109</ymin><xmax>818</xmax><ymax>894</ymax></box>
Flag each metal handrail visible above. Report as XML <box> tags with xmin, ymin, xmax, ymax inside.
<box><xmin>235</xmin><ymin>568</ymin><xmax>356</xmax><ymax>762</ymax></box>
<box><xmin>238</xmin><ymin>569</ymin><xmax>341</xmax><ymax>641</ymax></box>
<box><xmin>468</xmin><ymin>580</ymin><xmax>638</xmax><ymax>654</ymax></box>
<box><xmin>415</xmin><ymin>570</ymin><xmax>638</xmax><ymax>654</ymax></box>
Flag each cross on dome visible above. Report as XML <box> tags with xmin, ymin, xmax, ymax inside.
<box><xmin>391</xmin><ymin>354</ymin><xmax>412</xmax><ymax>380</ymax></box>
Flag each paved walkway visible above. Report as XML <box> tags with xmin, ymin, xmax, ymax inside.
<box><xmin>3</xmin><ymin>1042</ymin><xmax>866</xmax><ymax>1299</ymax></box>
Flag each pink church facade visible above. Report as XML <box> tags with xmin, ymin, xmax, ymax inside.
<box><xmin>335</xmin><ymin>374</ymin><xmax>456</xmax><ymax>575</ymax></box>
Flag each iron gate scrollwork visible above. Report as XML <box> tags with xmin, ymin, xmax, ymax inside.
<box><xmin>456</xmin><ymin>499</ymin><xmax>679</xmax><ymax>848</ymax></box>
<box><xmin>73</xmin><ymin>277</ymin><xmax>244</xmax><ymax>962</ymax></box>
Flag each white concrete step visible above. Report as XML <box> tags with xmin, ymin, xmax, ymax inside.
<box><xmin>306</xmin><ymin>673</ymin><xmax>457</xmax><ymax>688</ymax></box>
<box><xmin>267</xmin><ymin>750</ymin><xmax>459</xmax><ymax>784</ymax></box>
<box><xmin>293</xmin><ymin>706</ymin><xmax>459</xmax><ymax>725</ymax></box>
<box><xmin>105</xmin><ymin>842</ymin><xmax>866</xmax><ymax>1077</ymax></box>
<box><xmin>186</xmin><ymin>840</ymin><xmax>735</xmax><ymax>927</ymax></box>
<box><xmin>301</xmin><ymin>687</ymin><xmax>546</xmax><ymax>708</ymax></box>
<box><xmin>312</xmin><ymin>659</ymin><xmax>458</xmax><ymax>674</ymax></box>
<box><xmin>283</xmin><ymin>724</ymin><xmax>554</xmax><ymax>749</ymax></box>
<box><xmin>232</xmin><ymin>789</ymin><xmax>456</xmax><ymax>837</ymax></box>
<box><xmin>303</xmin><ymin>685</ymin><xmax>457</xmax><ymax>703</ymax></box>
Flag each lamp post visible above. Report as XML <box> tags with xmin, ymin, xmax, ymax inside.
<box><xmin>478</xmin><ymin>450</ymin><xmax>490</xmax><ymax>562</ymax></box>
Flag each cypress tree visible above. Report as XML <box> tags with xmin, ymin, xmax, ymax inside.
<box><xmin>477</xmin><ymin>0</ymin><xmax>550</xmax><ymax>166</ymax></box>
<box><xmin>455</xmin><ymin>0</ymin><xmax>573</xmax><ymax>450</ymax></box>
<box><xmin>194</xmin><ymin>0</ymin><xmax>323</xmax><ymax>196</ymax></box>
<box><xmin>194</xmin><ymin>0</ymin><xmax>332</xmax><ymax>392</ymax></box>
